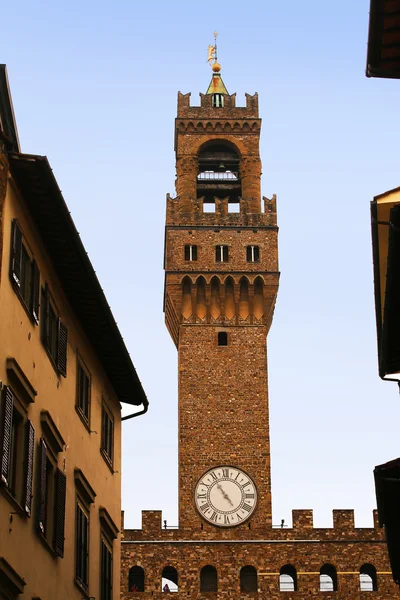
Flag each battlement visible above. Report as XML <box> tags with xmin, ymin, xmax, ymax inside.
<box><xmin>166</xmin><ymin>194</ymin><xmax>277</xmax><ymax>227</ymax></box>
<box><xmin>177</xmin><ymin>91</ymin><xmax>259</xmax><ymax>119</ymax></box>
<box><xmin>122</xmin><ymin>508</ymin><xmax>384</xmax><ymax>542</ymax></box>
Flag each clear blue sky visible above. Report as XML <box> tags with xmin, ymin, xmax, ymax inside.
<box><xmin>3</xmin><ymin>0</ymin><xmax>400</xmax><ymax>528</ymax></box>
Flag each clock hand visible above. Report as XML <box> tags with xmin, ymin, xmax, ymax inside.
<box><xmin>216</xmin><ymin>483</ymin><xmax>234</xmax><ymax>507</ymax></box>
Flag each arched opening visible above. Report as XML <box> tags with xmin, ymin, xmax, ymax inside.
<box><xmin>279</xmin><ymin>565</ymin><xmax>297</xmax><ymax>592</ymax></box>
<box><xmin>181</xmin><ymin>276</ymin><xmax>192</xmax><ymax>320</ymax></box>
<box><xmin>224</xmin><ymin>277</ymin><xmax>235</xmax><ymax>320</ymax></box>
<box><xmin>253</xmin><ymin>277</ymin><xmax>264</xmax><ymax>320</ymax></box>
<box><xmin>360</xmin><ymin>564</ymin><xmax>378</xmax><ymax>591</ymax></box>
<box><xmin>200</xmin><ymin>565</ymin><xmax>218</xmax><ymax>592</ymax></box>
<box><xmin>161</xmin><ymin>566</ymin><xmax>178</xmax><ymax>593</ymax></box>
<box><xmin>196</xmin><ymin>276</ymin><xmax>206</xmax><ymax>320</ymax></box>
<box><xmin>239</xmin><ymin>277</ymin><xmax>249</xmax><ymax>320</ymax></box>
<box><xmin>320</xmin><ymin>564</ymin><xmax>337</xmax><ymax>592</ymax></box>
<box><xmin>240</xmin><ymin>566</ymin><xmax>258</xmax><ymax>592</ymax></box>
<box><xmin>197</xmin><ymin>140</ymin><xmax>241</xmax><ymax>205</ymax></box>
<box><xmin>210</xmin><ymin>276</ymin><xmax>221</xmax><ymax>320</ymax></box>
<box><xmin>128</xmin><ymin>566</ymin><xmax>144</xmax><ymax>592</ymax></box>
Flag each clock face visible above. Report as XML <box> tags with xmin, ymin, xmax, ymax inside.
<box><xmin>194</xmin><ymin>466</ymin><xmax>257</xmax><ymax>527</ymax></box>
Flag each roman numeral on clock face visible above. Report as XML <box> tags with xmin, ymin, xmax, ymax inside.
<box><xmin>222</xmin><ymin>468</ymin><xmax>229</xmax><ymax>478</ymax></box>
<box><xmin>245</xmin><ymin>493</ymin><xmax>255</xmax><ymax>499</ymax></box>
<box><xmin>210</xmin><ymin>511</ymin><xmax>218</xmax><ymax>522</ymax></box>
<box><xmin>200</xmin><ymin>503</ymin><xmax>210</xmax><ymax>513</ymax></box>
<box><xmin>197</xmin><ymin>493</ymin><xmax>207</xmax><ymax>499</ymax></box>
<box><xmin>209</xmin><ymin>471</ymin><xmax>217</xmax><ymax>481</ymax></box>
<box><xmin>242</xmin><ymin>503</ymin><xmax>252</xmax><ymax>513</ymax></box>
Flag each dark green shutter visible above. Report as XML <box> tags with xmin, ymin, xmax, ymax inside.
<box><xmin>57</xmin><ymin>319</ymin><xmax>68</xmax><ymax>377</ymax></box>
<box><xmin>246</xmin><ymin>246</ymin><xmax>252</xmax><ymax>261</ymax></box>
<box><xmin>38</xmin><ymin>438</ymin><xmax>47</xmax><ymax>534</ymax></box>
<box><xmin>24</xmin><ymin>420</ymin><xmax>35</xmax><ymax>515</ymax></box>
<box><xmin>31</xmin><ymin>260</ymin><xmax>40</xmax><ymax>324</ymax></box>
<box><xmin>10</xmin><ymin>219</ymin><xmax>22</xmax><ymax>286</ymax></box>
<box><xmin>254</xmin><ymin>246</ymin><xmax>260</xmax><ymax>262</ymax></box>
<box><xmin>192</xmin><ymin>245</ymin><xmax>198</xmax><ymax>261</ymax></box>
<box><xmin>41</xmin><ymin>284</ymin><xmax>50</xmax><ymax>347</ymax></box>
<box><xmin>1</xmin><ymin>386</ymin><xmax>13</xmax><ymax>485</ymax></box>
<box><xmin>53</xmin><ymin>469</ymin><xmax>66</xmax><ymax>557</ymax></box>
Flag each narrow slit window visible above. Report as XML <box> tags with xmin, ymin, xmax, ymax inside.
<box><xmin>184</xmin><ymin>245</ymin><xmax>198</xmax><ymax>261</ymax></box>
<box><xmin>218</xmin><ymin>332</ymin><xmax>228</xmax><ymax>346</ymax></box>
<box><xmin>216</xmin><ymin>245</ymin><xmax>229</xmax><ymax>263</ymax></box>
<box><xmin>246</xmin><ymin>245</ymin><xmax>260</xmax><ymax>262</ymax></box>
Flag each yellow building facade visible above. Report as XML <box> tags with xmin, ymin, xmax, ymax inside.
<box><xmin>0</xmin><ymin>65</ymin><xmax>147</xmax><ymax>600</ymax></box>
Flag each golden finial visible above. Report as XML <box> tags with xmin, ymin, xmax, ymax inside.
<box><xmin>207</xmin><ymin>32</ymin><xmax>221</xmax><ymax>71</ymax></box>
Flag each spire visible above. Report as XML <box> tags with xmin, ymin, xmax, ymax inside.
<box><xmin>206</xmin><ymin>32</ymin><xmax>229</xmax><ymax>95</ymax></box>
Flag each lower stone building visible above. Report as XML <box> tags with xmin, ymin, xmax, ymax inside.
<box><xmin>120</xmin><ymin>49</ymin><xmax>398</xmax><ymax>598</ymax></box>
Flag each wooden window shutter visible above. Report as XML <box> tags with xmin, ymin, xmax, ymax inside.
<box><xmin>41</xmin><ymin>284</ymin><xmax>50</xmax><ymax>347</ymax></box>
<box><xmin>192</xmin><ymin>245</ymin><xmax>198</xmax><ymax>261</ymax></box>
<box><xmin>57</xmin><ymin>319</ymin><xmax>68</xmax><ymax>377</ymax></box>
<box><xmin>10</xmin><ymin>219</ymin><xmax>22</xmax><ymax>286</ymax></box>
<box><xmin>1</xmin><ymin>386</ymin><xmax>14</xmax><ymax>485</ymax></box>
<box><xmin>31</xmin><ymin>261</ymin><xmax>40</xmax><ymax>324</ymax></box>
<box><xmin>246</xmin><ymin>246</ymin><xmax>252</xmax><ymax>261</ymax></box>
<box><xmin>223</xmin><ymin>246</ymin><xmax>229</xmax><ymax>262</ymax></box>
<box><xmin>254</xmin><ymin>246</ymin><xmax>260</xmax><ymax>262</ymax></box>
<box><xmin>53</xmin><ymin>469</ymin><xmax>67</xmax><ymax>557</ymax></box>
<box><xmin>38</xmin><ymin>438</ymin><xmax>47</xmax><ymax>534</ymax></box>
<box><xmin>184</xmin><ymin>245</ymin><xmax>190</xmax><ymax>261</ymax></box>
<box><xmin>24</xmin><ymin>420</ymin><xmax>35</xmax><ymax>515</ymax></box>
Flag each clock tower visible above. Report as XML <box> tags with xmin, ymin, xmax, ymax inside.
<box><xmin>164</xmin><ymin>60</ymin><xmax>279</xmax><ymax>532</ymax></box>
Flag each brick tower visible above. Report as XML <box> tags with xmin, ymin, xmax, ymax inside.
<box><xmin>164</xmin><ymin>61</ymin><xmax>279</xmax><ymax>533</ymax></box>
<box><xmin>121</xmin><ymin>49</ymin><xmax>399</xmax><ymax>599</ymax></box>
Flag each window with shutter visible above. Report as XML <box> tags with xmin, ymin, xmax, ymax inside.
<box><xmin>9</xmin><ymin>219</ymin><xmax>41</xmax><ymax>323</ymax></box>
<box><xmin>100</xmin><ymin>538</ymin><xmax>113</xmax><ymax>600</ymax></box>
<box><xmin>101</xmin><ymin>403</ymin><xmax>114</xmax><ymax>468</ymax></box>
<box><xmin>41</xmin><ymin>285</ymin><xmax>68</xmax><ymax>377</ymax></box>
<box><xmin>38</xmin><ymin>439</ymin><xmax>47</xmax><ymax>535</ymax></box>
<box><xmin>0</xmin><ymin>386</ymin><xmax>35</xmax><ymax>514</ymax></box>
<box><xmin>1</xmin><ymin>386</ymin><xmax>13</xmax><ymax>486</ymax></box>
<box><xmin>53</xmin><ymin>469</ymin><xmax>66</xmax><ymax>557</ymax></box>
<box><xmin>76</xmin><ymin>358</ymin><xmax>91</xmax><ymax>426</ymax></box>
<box><xmin>76</xmin><ymin>502</ymin><xmax>90</xmax><ymax>589</ymax></box>
<box><xmin>24</xmin><ymin>420</ymin><xmax>35</xmax><ymax>516</ymax></box>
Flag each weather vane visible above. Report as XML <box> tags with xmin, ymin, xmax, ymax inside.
<box><xmin>207</xmin><ymin>31</ymin><xmax>218</xmax><ymax>68</ymax></box>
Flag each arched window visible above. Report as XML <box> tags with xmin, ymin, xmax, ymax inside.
<box><xmin>320</xmin><ymin>564</ymin><xmax>337</xmax><ymax>592</ymax></box>
<box><xmin>279</xmin><ymin>565</ymin><xmax>297</xmax><ymax>592</ymax></box>
<box><xmin>128</xmin><ymin>566</ymin><xmax>144</xmax><ymax>592</ymax></box>
<box><xmin>200</xmin><ymin>565</ymin><xmax>218</xmax><ymax>592</ymax></box>
<box><xmin>240</xmin><ymin>566</ymin><xmax>257</xmax><ymax>592</ymax></box>
<box><xmin>161</xmin><ymin>566</ymin><xmax>178</xmax><ymax>593</ymax></box>
<box><xmin>360</xmin><ymin>564</ymin><xmax>378</xmax><ymax>591</ymax></box>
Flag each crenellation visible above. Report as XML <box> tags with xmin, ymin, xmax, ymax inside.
<box><xmin>293</xmin><ymin>509</ymin><xmax>314</xmax><ymax>530</ymax></box>
<box><xmin>333</xmin><ymin>509</ymin><xmax>355</xmax><ymax>530</ymax></box>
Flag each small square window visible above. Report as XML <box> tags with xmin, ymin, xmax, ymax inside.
<box><xmin>246</xmin><ymin>245</ymin><xmax>260</xmax><ymax>262</ymax></box>
<box><xmin>184</xmin><ymin>244</ymin><xmax>198</xmax><ymax>261</ymax></box>
<box><xmin>218</xmin><ymin>332</ymin><xmax>228</xmax><ymax>346</ymax></box>
<box><xmin>216</xmin><ymin>245</ymin><xmax>229</xmax><ymax>263</ymax></box>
